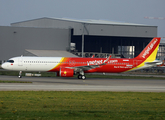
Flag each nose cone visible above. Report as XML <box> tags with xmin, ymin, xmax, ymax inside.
<box><xmin>1</xmin><ymin>63</ymin><xmax>6</xmax><ymax>69</ymax></box>
<box><xmin>1</xmin><ymin>63</ymin><xmax>4</xmax><ymax>69</ymax></box>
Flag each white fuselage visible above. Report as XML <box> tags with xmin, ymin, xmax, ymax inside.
<box><xmin>2</xmin><ymin>57</ymin><xmax>62</xmax><ymax>72</ymax></box>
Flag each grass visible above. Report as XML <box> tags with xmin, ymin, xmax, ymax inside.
<box><xmin>85</xmin><ymin>74</ymin><xmax>165</xmax><ymax>80</ymax></box>
<box><xmin>0</xmin><ymin>71</ymin><xmax>56</xmax><ymax>77</ymax></box>
<box><xmin>0</xmin><ymin>91</ymin><xmax>165</xmax><ymax>120</ymax></box>
<box><xmin>0</xmin><ymin>80</ymin><xmax>32</xmax><ymax>83</ymax></box>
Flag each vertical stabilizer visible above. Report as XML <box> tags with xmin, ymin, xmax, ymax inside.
<box><xmin>135</xmin><ymin>37</ymin><xmax>161</xmax><ymax>61</ymax></box>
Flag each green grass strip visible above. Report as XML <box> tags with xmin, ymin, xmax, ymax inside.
<box><xmin>0</xmin><ymin>91</ymin><xmax>165</xmax><ymax>119</ymax></box>
<box><xmin>0</xmin><ymin>80</ymin><xmax>32</xmax><ymax>83</ymax></box>
<box><xmin>85</xmin><ymin>74</ymin><xmax>165</xmax><ymax>80</ymax></box>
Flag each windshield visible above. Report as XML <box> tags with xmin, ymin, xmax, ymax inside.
<box><xmin>7</xmin><ymin>60</ymin><xmax>14</xmax><ymax>63</ymax></box>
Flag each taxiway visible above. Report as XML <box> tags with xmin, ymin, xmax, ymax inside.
<box><xmin>0</xmin><ymin>75</ymin><xmax>165</xmax><ymax>92</ymax></box>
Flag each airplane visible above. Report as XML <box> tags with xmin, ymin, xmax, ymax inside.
<box><xmin>1</xmin><ymin>37</ymin><xmax>162</xmax><ymax>80</ymax></box>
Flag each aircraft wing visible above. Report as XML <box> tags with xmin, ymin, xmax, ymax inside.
<box><xmin>66</xmin><ymin>64</ymin><xmax>101</xmax><ymax>71</ymax></box>
<box><xmin>66</xmin><ymin>55</ymin><xmax>111</xmax><ymax>72</ymax></box>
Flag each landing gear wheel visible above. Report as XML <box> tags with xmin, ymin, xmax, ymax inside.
<box><xmin>81</xmin><ymin>75</ymin><xmax>86</xmax><ymax>80</ymax></box>
<box><xmin>78</xmin><ymin>75</ymin><xmax>82</xmax><ymax>79</ymax></box>
<box><xmin>18</xmin><ymin>75</ymin><xmax>22</xmax><ymax>78</ymax></box>
<box><xmin>78</xmin><ymin>70</ymin><xmax>86</xmax><ymax>80</ymax></box>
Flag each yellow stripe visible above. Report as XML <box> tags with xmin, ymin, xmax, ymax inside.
<box><xmin>60</xmin><ymin>57</ymin><xmax>65</xmax><ymax>62</ymax></box>
<box><xmin>127</xmin><ymin>44</ymin><xmax>159</xmax><ymax>72</ymax></box>
<box><xmin>55</xmin><ymin>57</ymin><xmax>65</xmax><ymax>67</ymax></box>
<box><xmin>49</xmin><ymin>57</ymin><xmax>65</xmax><ymax>71</ymax></box>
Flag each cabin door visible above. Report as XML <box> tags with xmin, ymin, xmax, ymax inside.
<box><xmin>18</xmin><ymin>57</ymin><xmax>23</xmax><ymax>66</ymax></box>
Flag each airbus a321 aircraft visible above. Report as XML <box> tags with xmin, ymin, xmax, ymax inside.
<box><xmin>1</xmin><ymin>37</ymin><xmax>162</xmax><ymax>79</ymax></box>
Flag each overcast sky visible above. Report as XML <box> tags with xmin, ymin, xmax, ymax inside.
<box><xmin>0</xmin><ymin>0</ymin><xmax>164</xmax><ymax>37</ymax></box>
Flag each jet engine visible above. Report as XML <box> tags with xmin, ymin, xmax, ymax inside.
<box><xmin>60</xmin><ymin>68</ymin><xmax>74</xmax><ymax>77</ymax></box>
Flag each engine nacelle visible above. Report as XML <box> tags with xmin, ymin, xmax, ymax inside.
<box><xmin>60</xmin><ymin>68</ymin><xmax>74</xmax><ymax>77</ymax></box>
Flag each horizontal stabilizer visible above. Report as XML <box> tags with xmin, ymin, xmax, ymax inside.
<box><xmin>145</xmin><ymin>60</ymin><xmax>162</xmax><ymax>65</ymax></box>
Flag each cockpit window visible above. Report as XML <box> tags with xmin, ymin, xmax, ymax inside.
<box><xmin>7</xmin><ymin>60</ymin><xmax>14</xmax><ymax>63</ymax></box>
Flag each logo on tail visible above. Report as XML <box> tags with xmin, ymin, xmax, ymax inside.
<box><xmin>142</xmin><ymin>39</ymin><xmax>158</xmax><ymax>58</ymax></box>
<box><xmin>135</xmin><ymin>37</ymin><xmax>161</xmax><ymax>60</ymax></box>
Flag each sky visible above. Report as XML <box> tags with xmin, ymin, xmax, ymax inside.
<box><xmin>0</xmin><ymin>0</ymin><xmax>164</xmax><ymax>38</ymax></box>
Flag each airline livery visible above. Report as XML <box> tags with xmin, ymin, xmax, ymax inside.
<box><xmin>1</xmin><ymin>37</ymin><xmax>162</xmax><ymax>79</ymax></box>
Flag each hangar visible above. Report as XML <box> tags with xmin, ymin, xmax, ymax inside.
<box><xmin>0</xmin><ymin>17</ymin><xmax>161</xmax><ymax>63</ymax></box>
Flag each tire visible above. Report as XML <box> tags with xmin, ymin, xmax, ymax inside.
<box><xmin>18</xmin><ymin>76</ymin><xmax>22</xmax><ymax>78</ymax></box>
<box><xmin>81</xmin><ymin>75</ymin><xmax>86</xmax><ymax>80</ymax></box>
<box><xmin>78</xmin><ymin>75</ymin><xmax>82</xmax><ymax>79</ymax></box>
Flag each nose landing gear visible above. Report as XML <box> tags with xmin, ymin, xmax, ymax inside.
<box><xmin>18</xmin><ymin>71</ymin><xmax>22</xmax><ymax>78</ymax></box>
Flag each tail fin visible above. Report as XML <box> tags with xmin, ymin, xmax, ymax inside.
<box><xmin>135</xmin><ymin>37</ymin><xmax>161</xmax><ymax>61</ymax></box>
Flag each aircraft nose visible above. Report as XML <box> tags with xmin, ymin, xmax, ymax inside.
<box><xmin>1</xmin><ymin>63</ymin><xmax>6</xmax><ymax>69</ymax></box>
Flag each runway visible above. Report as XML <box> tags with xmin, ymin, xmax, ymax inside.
<box><xmin>0</xmin><ymin>75</ymin><xmax>165</xmax><ymax>92</ymax></box>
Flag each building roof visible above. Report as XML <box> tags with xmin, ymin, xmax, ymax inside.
<box><xmin>11</xmin><ymin>17</ymin><xmax>151</xmax><ymax>27</ymax></box>
<box><xmin>51</xmin><ymin>17</ymin><xmax>149</xmax><ymax>26</ymax></box>
<box><xmin>11</xmin><ymin>17</ymin><xmax>157</xmax><ymax>37</ymax></box>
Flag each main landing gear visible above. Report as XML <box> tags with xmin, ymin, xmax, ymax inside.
<box><xmin>18</xmin><ymin>71</ymin><xmax>22</xmax><ymax>78</ymax></box>
<box><xmin>77</xmin><ymin>71</ymin><xmax>86</xmax><ymax>80</ymax></box>
<box><xmin>78</xmin><ymin>74</ymin><xmax>86</xmax><ymax>80</ymax></box>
